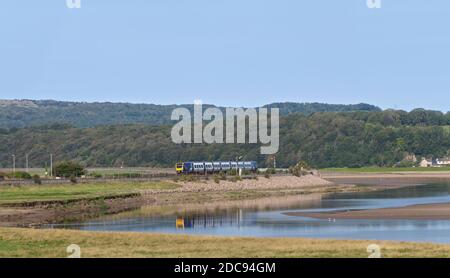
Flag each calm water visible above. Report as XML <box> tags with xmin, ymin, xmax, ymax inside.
<box><xmin>46</xmin><ymin>182</ymin><xmax>450</xmax><ymax>243</ymax></box>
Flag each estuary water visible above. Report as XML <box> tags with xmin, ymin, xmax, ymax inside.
<box><xmin>46</xmin><ymin>182</ymin><xmax>450</xmax><ymax>243</ymax></box>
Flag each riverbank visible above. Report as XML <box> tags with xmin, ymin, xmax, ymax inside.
<box><xmin>285</xmin><ymin>202</ymin><xmax>450</xmax><ymax>220</ymax></box>
<box><xmin>0</xmin><ymin>175</ymin><xmax>356</xmax><ymax>227</ymax></box>
<box><xmin>1</xmin><ymin>227</ymin><xmax>450</xmax><ymax>258</ymax></box>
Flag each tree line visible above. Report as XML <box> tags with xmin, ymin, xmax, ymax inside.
<box><xmin>0</xmin><ymin>99</ymin><xmax>381</xmax><ymax>129</ymax></box>
<box><xmin>0</xmin><ymin>109</ymin><xmax>449</xmax><ymax>169</ymax></box>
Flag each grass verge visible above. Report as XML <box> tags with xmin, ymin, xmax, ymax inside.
<box><xmin>0</xmin><ymin>228</ymin><xmax>450</xmax><ymax>258</ymax></box>
<box><xmin>0</xmin><ymin>182</ymin><xmax>179</xmax><ymax>205</ymax></box>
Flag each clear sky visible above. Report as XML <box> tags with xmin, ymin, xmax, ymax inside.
<box><xmin>0</xmin><ymin>0</ymin><xmax>449</xmax><ymax>111</ymax></box>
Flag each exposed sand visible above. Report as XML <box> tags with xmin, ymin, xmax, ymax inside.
<box><xmin>321</xmin><ymin>172</ymin><xmax>450</xmax><ymax>186</ymax></box>
<box><xmin>285</xmin><ymin>202</ymin><xmax>450</xmax><ymax>220</ymax></box>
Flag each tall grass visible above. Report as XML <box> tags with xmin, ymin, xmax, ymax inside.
<box><xmin>1</xmin><ymin>228</ymin><xmax>450</xmax><ymax>258</ymax></box>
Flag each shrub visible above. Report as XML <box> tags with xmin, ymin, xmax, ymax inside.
<box><xmin>290</xmin><ymin>161</ymin><xmax>311</xmax><ymax>177</ymax></box>
<box><xmin>70</xmin><ymin>175</ymin><xmax>78</xmax><ymax>184</ymax></box>
<box><xmin>395</xmin><ymin>161</ymin><xmax>418</xmax><ymax>168</ymax></box>
<box><xmin>6</xmin><ymin>171</ymin><xmax>32</xmax><ymax>180</ymax></box>
<box><xmin>53</xmin><ymin>161</ymin><xmax>86</xmax><ymax>178</ymax></box>
<box><xmin>242</xmin><ymin>169</ymin><xmax>251</xmax><ymax>176</ymax></box>
<box><xmin>89</xmin><ymin>172</ymin><xmax>103</xmax><ymax>179</ymax></box>
<box><xmin>264</xmin><ymin>173</ymin><xmax>271</xmax><ymax>179</ymax></box>
<box><xmin>33</xmin><ymin>174</ymin><xmax>42</xmax><ymax>185</ymax></box>
<box><xmin>266</xmin><ymin>168</ymin><xmax>276</xmax><ymax>175</ymax></box>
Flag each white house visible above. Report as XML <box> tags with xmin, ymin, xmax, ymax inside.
<box><xmin>420</xmin><ymin>158</ymin><xmax>433</xmax><ymax>168</ymax></box>
<box><xmin>420</xmin><ymin>157</ymin><xmax>450</xmax><ymax>167</ymax></box>
<box><xmin>436</xmin><ymin>157</ymin><xmax>450</xmax><ymax>167</ymax></box>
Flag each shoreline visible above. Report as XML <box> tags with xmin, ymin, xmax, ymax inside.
<box><xmin>0</xmin><ymin>175</ymin><xmax>358</xmax><ymax>227</ymax></box>
<box><xmin>285</xmin><ymin>202</ymin><xmax>450</xmax><ymax>220</ymax></box>
<box><xmin>1</xmin><ymin>174</ymin><xmax>448</xmax><ymax>227</ymax></box>
<box><xmin>1</xmin><ymin>174</ymin><xmax>446</xmax><ymax>227</ymax></box>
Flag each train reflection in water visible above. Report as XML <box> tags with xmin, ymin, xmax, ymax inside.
<box><xmin>176</xmin><ymin>210</ymin><xmax>243</xmax><ymax>229</ymax></box>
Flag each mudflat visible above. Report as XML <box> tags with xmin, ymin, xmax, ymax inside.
<box><xmin>285</xmin><ymin>202</ymin><xmax>450</xmax><ymax>220</ymax></box>
<box><xmin>321</xmin><ymin>172</ymin><xmax>450</xmax><ymax>186</ymax></box>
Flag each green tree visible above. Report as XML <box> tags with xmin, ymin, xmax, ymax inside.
<box><xmin>53</xmin><ymin>161</ymin><xmax>86</xmax><ymax>178</ymax></box>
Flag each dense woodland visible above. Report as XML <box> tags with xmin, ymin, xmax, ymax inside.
<box><xmin>0</xmin><ymin>103</ymin><xmax>449</xmax><ymax>169</ymax></box>
<box><xmin>0</xmin><ymin>100</ymin><xmax>380</xmax><ymax>129</ymax></box>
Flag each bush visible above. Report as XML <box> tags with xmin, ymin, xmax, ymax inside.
<box><xmin>266</xmin><ymin>168</ymin><xmax>276</xmax><ymax>175</ymax></box>
<box><xmin>290</xmin><ymin>161</ymin><xmax>311</xmax><ymax>177</ymax></box>
<box><xmin>70</xmin><ymin>175</ymin><xmax>78</xmax><ymax>184</ymax></box>
<box><xmin>264</xmin><ymin>173</ymin><xmax>271</xmax><ymax>179</ymax></box>
<box><xmin>0</xmin><ymin>172</ymin><xmax>5</xmax><ymax>181</ymax></box>
<box><xmin>53</xmin><ymin>161</ymin><xmax>86</xmax><ymax>178</ymax></box>
<box><xmin>33</xmin><ymin>174</ymin><xmax>42</xmax><ymax>185</ymax></box>
<box><xmin>6</xmin><ymin>171</ymin><xmax>32</xmax><ymax>180</ymax></box>
<box><xmin>241</xmin><ymin>169</ymin><xmax>251</xmax><ymax>176</ymax></box>
<box><xmin>228</xmin><ymin>169</ymin><xmax>238</xmax><ymax>176</ymax></box>
<box><xmin>88</xmin><ymin>172</ymin><xmax>103</xmax><ymax>179</ymax></box>
<box><xmin>395</xmin><ymin>161</ymin><xmax>418</xmax><ymax>168</ymax></box>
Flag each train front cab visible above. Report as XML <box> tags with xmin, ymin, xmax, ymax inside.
<box><xmin>176</xmin><ymin>163</ymin><xmax>184</xmax><ymax>174</ymax></box>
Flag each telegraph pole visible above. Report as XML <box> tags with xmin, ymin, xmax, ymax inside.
<box><xmin>12</xmin><ymin>154</ymin><xmax>16</xmax><ymax>173</ymax></box>
<box><xmin>25</xmin><ymin>153</ymin><xmax>29</xmax><ymax>173</ymax></box>
<box><xmin>236</xmin><ymin>156</ymin><xmax>243</xmax><ymax>176</ymax></box>
<box><xmin>50</xmin><ymin>154</ymin><xmax>53</xmax><ymax>177</ymax></box>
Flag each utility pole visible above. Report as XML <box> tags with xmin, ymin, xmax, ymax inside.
<box><xmin>25</xmin><ymin>153</ymin><xmax>29</xmax><ymax>173</ymax></box>
<box><xmin>50</xmin><ymin>154</ymin><xmax>53</xmax><ymax>177</ymax></box>
<box><xmin>12</xmin><ymin>154</ymin><xmax>16</xmax><ymax>173</ymax></box>
<box><xmin>236</xmin><ymin>156</ymin><xmax>243</xmax><ymax>176</ymax></box>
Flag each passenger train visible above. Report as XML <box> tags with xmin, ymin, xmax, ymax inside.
<box><xmin>176</xmin><ymin>161</ymin><xmax>258</xmax><ymax>174</ymax></box>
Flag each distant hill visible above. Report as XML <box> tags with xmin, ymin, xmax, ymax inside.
<box><xmin>263</xmin><ymin>102</ymin><xmax>381</xmax><ymax>116</ymax></box>
<box><xmin>0</xmin><ymin>99</ymin><xmax>381</xmax><ymax>129</ymax></box>
<box><xmin>0</xmin><ymin>109</ymin><xmax>449</xmax><ymax>169</ymax></box>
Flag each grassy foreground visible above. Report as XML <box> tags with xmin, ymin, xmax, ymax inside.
<box><xmin>1</xmin><ymin>228</ymin><xmax>450</xmax><ymax>258</ymax></box>
<box><xmin>0</xmin><ymin>182</ymin><xmax>179</xmax><ymax>205</ymax></box>
<box><xmin>322</xmin><ymin>167</ymin><xmax>450</xmax><ymax>173</ymax></box>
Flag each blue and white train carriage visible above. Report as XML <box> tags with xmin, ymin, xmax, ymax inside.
<box><xmin>176</xmin><ymin>161</ymin><xmax>258</xmax><ymax>174</ymax></box>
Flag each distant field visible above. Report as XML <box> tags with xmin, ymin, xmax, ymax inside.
<box><xmin>0</xmin><ymin>182</ymin><xmax>179</xmax><ymax>205</ymax></box>
<box><xmin>0</xmin><ymin>167</ymin><xmax>175</xmax><ymax>177</ymax></box>
<box><xmin>322</xmin><ymin>167</ymin><xmax>450</xmax><ymax>173</ymax></box>
<box><xmin>1</xmin><ymin>228</ymin><xmax>450</xmax><ymax>258</ymax></box>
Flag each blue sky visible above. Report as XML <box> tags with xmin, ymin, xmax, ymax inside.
<box><xmin>0</xmin><ymin>0</ymin><xmax>449</xmax><ymax>111</ymax></box>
